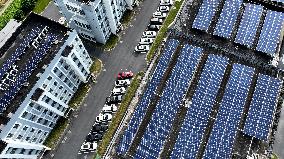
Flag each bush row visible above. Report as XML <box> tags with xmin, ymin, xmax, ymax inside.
<box><xmin>0</xmin><ymin>0</ymin><xmax>36</xmax><ymax>29</ymax></box>
<box><xmin>96</xmin><ymin>72</ymin><xmax>144</xmax><ymax>157</ymax></box>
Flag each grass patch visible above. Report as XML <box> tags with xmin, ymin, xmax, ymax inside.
<box><xmin>103</xmin><ymin>34</ymin><xmax>119</xmax><ymax>50</ymax></box>
<box><xmin>33</xmin><ymin>0</ymin><xmax>51</xmax><ymax>13</ymax></box>
<box><xmin>90</xmin><ymin>58</ymin><xmax>102</xmax><ymax>75</ymax></box>
<box><xmin>96</xmin><ymin>72</ymin><xmax>144</xmax><ymax>157</ymax></box>
<box><xmin>44</xmin><ymin>117</ymin><xmax>69</xmax><ymax>149</ymax></box>
<box><xmin>121</xmin><ymin>9</ymin><xmax>133</xmax><ymax>25</ymax></box>
<box><xmin>146</xmin><ymin>0</ymin><xmax>184</xmax><ymax>62</ymax></box>
<box><xmin>271</xmin><ymin>153</ymin><xmax>278</xmax><ymax>159</ymax></box>
<box><xmin>68</xmin><ymin>83</ymin><xmax>91</xmax><ymax>109</ymax></box>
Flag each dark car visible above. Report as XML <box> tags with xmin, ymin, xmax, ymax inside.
<box><xmin>86</xmin><ymin>133</ymin><xmax>103</xmax><ymax>142</ymax></box>
<box><xmin>117</xmin><ymin>71</ymin><xmax>134</xmax><ymax>80</ymax></box>
<box><xmin>106</xmin><ymin>95</ymin><xmax>123</xmax><ymax>104</ymax></box>
<box><xmin>92</xmin><ymin>124</ymin><xmax>108</xmax><ymax>132</ymax></box>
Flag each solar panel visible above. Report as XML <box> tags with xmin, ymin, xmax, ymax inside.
<box><xmin>170</xmin><ymin>55</ymin><xmax>228</xmax><ymax>159</ymax></box>
<box><xmin>134</xmin><ymin>45</ymin><xmax>203</xmax><ymax>159</ymax></box>
<box><xmin>256</xmin><ymin>10</ymin><xmax>284</xmax><ymax>56</ymax></box>
<box><xmin>192</xmin><ymin>0</ymin><xmax>222</xmax><ymax>31</ymax></box>
<box><xmin>203</xmin><ymin>64</ymin><xmax>254</xmax><ymax>159</ymax></box>
<box><xmin>213</xmin><ymin>0</ymin><xmax>243</xmax><ymax>38</ymax></box>
<box><xmin>116</xmin><ymin>39</ymin><xmax>179</xmax><ymax>155</ymax></box>
<box><xmin>235</xmin><ymin>4</ymin><xmax>263</xmax><ymax>47</ymax></box>
<box><xmin>244</xmin><ymin>74</ymin><xmax>282</xmax><ymax>140</ymax></box>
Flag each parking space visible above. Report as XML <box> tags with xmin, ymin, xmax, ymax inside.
<box><xmin>135</xmin><ymin>0</ymin><xmax>174</xmax><ymax>54</ymax></box>
<box><xmin>78</xmin><ymin>71</ymin><xmax>134</xmax><ymax>155</ymax></box>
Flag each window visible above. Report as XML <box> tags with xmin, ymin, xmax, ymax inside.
<box><xmin>20</xmin><ymin>148</ymin><xmax>25</xmax><ymax>154</ymax></box>
<box><xmin>54</xmin><ymin>81</ymin><xmax>58</xmax><ymax>86</ymax></box>
<box><xmin>36</xmin><ymin>105</ymin><xmax>41</xmax><ymax>111</ymax></box>
<box><xmin>54</xmin><ymin>67</ymin><xmax>59</xmax><ymax>73</ymax></box>
<box><xmin>47</xmin><ymin>76</ymin><xmax>52</xmax><ymax>80</ymax></box>
<box><xmin>43</xmin><ymin>109</ymin><xmax>48</xmax><ymax>114</ymax></box>
<box><xmin>13</xmin><ymin>124</ymin><xmax>20</xmax><ymax>129</ymax></box>
<box><xmin>32</xmin><ymin>138</ymin><xmax>37</xmax><ymax>142</ymax></box>
<box><xmin>29</xmin><ymin>102</ymin><xmax>34</xmax><ymax>108</ymax></box>
<box><xmin>21</xmin><ymin>112</ymin><xmax>28</xmax><ymax>118</ymax></box>
<box><xmin>26</xmin><ymin>137</ymin><xmax>30</xmax><ymax>141</ymax></box>
<box><xmin>23</xmin><ymin>126</ymin><xmax>28</xmax><ymax>131</ymax></box>
<box><xmin>17</xmin><ymin>135</ymin><xmax>23</xmax><ymax>139</ymax></box>
<box><xmin>30</xmin><ymin>128</ymin><xmax>35</xmax><ymax>132</ymax></box>
<box><xmin>7</xmin><ymin>133</ymin><xmax>13</xmax><ymax>138</ymax></box>
<box><xmin>11</xmin><ymin>148</ymin><xmax>17</xmax><ymax>154</ymax></box>
<box><xmin>37</xmin><ymin>130</ymin><xmax>42</xmax><ymax>134</ymax></box>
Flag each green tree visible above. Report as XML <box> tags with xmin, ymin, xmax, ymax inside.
<box><xmin>14</xmin><ymin>9</ymin><xmax>24</xmax><ymax>20</ymax></box>
<box><xmin>21</xmin><ymin>0</ymin><xmax>36</xmax><ymax>13</ymax></box>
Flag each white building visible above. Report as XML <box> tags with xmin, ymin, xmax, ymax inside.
<box><xmin>54</xmin><ymin>0</ymin><xmax>135</xmax><ymax>44</ymax></box>
<box><xmin>0</xmin><ymin>13</ymin><xmax>92</xmax><ymax>159</ymax></box>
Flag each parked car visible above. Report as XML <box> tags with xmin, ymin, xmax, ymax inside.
<box><xmin>102</xmin><ymin>104</ymin><xmax>118</xmax><ymax>113</ymax></box>
<box><xmin>96</xmin><ymin>113</ymin><xmax>112</xmax><ymax>123</ymax></box>
<box><xmin>142</xmin><ymin>31</ymin><xmax>157</xmax><ymax>38</ymax></box>
<box><xmin>139</xmin><ymin>38</ymin><xmax>154</xmax><ymax>45</ymax></box>
<box><xmin>112</xmin><ymin>87</ymin><xmax>126</xmax><ymax>95</ymax></box>
<box><xmin>158</xmin><ymin>6</ymin><xmax>170</xmax><ymax>12</ymax></box>
<box><xmin>160</xmin><ymin>0</ymin><xmax>173</xmax><ymax>6</ymax></box>
<box><xmin>150</xmin><ymin>17</ymin><xmax>163</xmax><ymax>25</ymax></box>
<box><xmin>86</xmin><ymin>133</ymin><xmax>103</xmax><ymax>142</ymax></box>
<box><xmin>81</xmin><ymin>142</ymin><xmax>97</xmax><ymax>151</ymax></box>
<box><xmin>148</xmin><ymin>24</ymin><xmax>161</xmax><ymax>31</ymax></box>
<box><xmin>115</xmin><ymin>79</ymin><xmax>131</xmax><ymax>87</ymax></box>
<box><xmin>153</xmin><ymin>11</ymin><xmax>167</xmax><ymax>19</ymax></box>
<box><xmin>135</xmin><ymin>45</ymin><xmax>150</xmax><ymax>54</ymax></box>
<box><xmin>106</xmin><ymin>95</ymin><xmax>123</xmax><ymax>104</ymax></box>
<box><xmin>117</xmin><ymin>71</ymin><xmax>134</xmax><ymax>79</ymax></box>
<box><xmin>92</xmin><ymin>124</ymin><xmax>109</xmax><ymax>132</ymax></box>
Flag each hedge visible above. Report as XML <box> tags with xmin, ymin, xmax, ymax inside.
<box><xmin>96</xmin><ymin>72</ymin><xmax>144</xmax><ymax>157</ymax></box>
<box><xmin>146</xmin><ymin>0</ymin><xmax>184</xmax><ymax>62</ymax></box>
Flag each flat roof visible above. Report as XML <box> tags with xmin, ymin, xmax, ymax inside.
<box><xmin>0</xmin><ymin>13</ymin><xmax>71</xmax><ymax>125</ymax></box>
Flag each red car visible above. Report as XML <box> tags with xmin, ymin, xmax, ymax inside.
<box><xmin>117</xmin><ymin>71</ymin><xmax>134</xmax><ymax>79</ymax></box>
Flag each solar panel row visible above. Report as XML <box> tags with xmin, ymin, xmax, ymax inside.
<box><xmin>192</xmin><ymin>0</ymin><xmax>222</xmax><ymax>31</ymax></box>
<box><xmin>244</xmin><ymin>74</ymin><xmax>282</xmax><ymax>140</ymax></box>
<box><xmin>116</xmin><ymin>39</ymin><xmax>179</xmax><ymax>155</ymax></box>
<box><xmin>134</xmin><ymin>45</ymin><xmax>203</xmax><ymax>159</ymax></box>
<box><xmin>235</xmin><ymin>4</ymin><xmax>263</xmax><ymax>47</ymax></box>
<box><xmin>170</xmin><ymin>55</ymin><xmax>228</xmax><ymax>159</ymax></box>
<box><xmin>203</xmin><ymin>64</ymin><xmax>254</xmax><ymax>159</ymax></box>
<box><xmin>213</xmin><ymin>0</ymin><xmax>243</xmax><ymax>38</ymax></box>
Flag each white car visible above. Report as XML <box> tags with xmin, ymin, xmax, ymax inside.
<box><xmin>139</xmin><ymin>38</ymin><xmax>154</xmax><ymax>45</ymax></box>
<box><xmin>96</xmin><ymin>113</ymin><xmax>112</xmax><ymax>123</ymax></box>
<box><xmin>158</xmin><ymin>6</ymin><xmax>170</xmax><ymax>12</ymax></box>
<box><xmin>115</xmin><ymin>79</ymin><xmax>131</xmax><ymax>87</ymax></box>
<box><xmin>150</xmin><ymin>17</ymin><xmax>163</xmax><ymax>25</ymax></box>
<box><xmin>153</xmin><ymin>11</ymin><xmax>167</xmax><ymax>19</ymax></box>
<box><xmin>103</xmin><ymin>105</ymin><xmax>118</xmax><ymax>113</ymax></box>
<box><xmin>135</xmin><ymin>45</ymin><xmax>150</xmax><ymax>54</ymax></box>
<box><xmin>160</xmin><ymin>0</ymin><xmax>173</xmax><ymax>6</ymax></box>
<box><xmin>142</xmin><ymin>31</ymin><xmax>157</xmax><ymax>38</ymax></box>
<box><xmin>148</xmin><ymin>24</ymin><xmax>162</xmax><ymax>31</ymax></box>
<box><xmin>112</xmin><ymin>87</ymin><xmax>126</xmax><ymax>95</ymax></box>
<box><xmin>81</xmin><ymin>142</ymin><xmax>97</xmax><ymax>151</ymax></box>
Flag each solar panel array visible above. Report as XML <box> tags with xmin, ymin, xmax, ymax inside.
<box><xmin>0</xmin><ymin>26</ymin><xmax>42</xmax><ymax>83</ymax></box>
<box><xmin>192</xmin><ymin>0</ymin><xmax>222</xmax><ymax>31</ymax></box>
<box><xmin>203</xmin><ymin>64</ymin><xmax>254</xmax><ymax>159</ymax></box>
<box><xmin>235</xmin><ymin>4</ymin><xmax>263</xmax><ymax>47</ymax></box>
<box><xmin>134</xmin><ymin>45</ymin><xmax>203</xmax><ymax>159</ymax></box>
<box><xmin>256</xmin><ymin>10</ymin><xmax>284</xmax><ymax>55</ymax></box>
<box><xmin>213</xmin><ymin>0</ymin><xmax>243</xmax><ymax>38</ymax></box>
<box><xmin>170</xmin><ymin>55</ymin><xmax>228</xmax><ymax>159</ymax></box>
<box><xmin>116</xmin><ymin>39</ymin><xmax>179</xmax><ymax>155</ymax></box>
<box><xmin>0</xmin><ymin>34</ymin><xmax>55</xmax><ymax>112</ymax></box>
<box><xmin>244</xmin><ymin>74</ymin><xmax>282</xmax><ymax>140</ymax></box>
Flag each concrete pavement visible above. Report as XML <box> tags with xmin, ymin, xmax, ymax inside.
<box><xmin>42</xmin><ymin>0</ymin><xmax>160</xmax><ymax>158</ymax></box>
<box><xmin>273</xmin><ymin>106</ymin><xmax>284</xmax><ymax>159</ymax></box>
<box><xmin>41</xmin><ymin>1</ymin><xmax>62</xmax><ymax>22</ymax></box>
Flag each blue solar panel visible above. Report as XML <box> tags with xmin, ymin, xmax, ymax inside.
<box><xmin>235</xmin><ymin>4</ymin><xmax>263</xmax><ymax>47</ymax></box>
<box><xmin>170</xmin><ymin>55</ymin><xmax>228</xmax><ymax>159</ymax></box>
<box><xmin>134</xmin><ymin>45</ymin><xmax>203</xmax><ymax>159</ymax></box>
<box><xmin>116</xmin><ymin>39</ymin><xmax>179</xmax><ymax>155</ymax></box>
<box><xmin>256</xmin><ymin>10</ymin><xmax>284</xmax><ymax>55</ymax></box>
<box><xmin>203</xmin><ymin>64</ymin><xmax>254</xmax><ymax>159</ymax></box>
<box><xmin>0</xmin><ymin>35</ymin><xmax>55</xmax><ymax>111</ymax></box>
<box><xmin>213</xmin><ymin>0</ymin><xmax>243</xmax><ymax>38</ymax></box>
<box><xmin>192</xmin><ymin>0</ymin><xmax>222</xmax><ymax>31</ymax></box>
<box><xmin>0</xmin><ymin>26</ymin><xmax>42</xmax><ymax>82</ymax></box>
<box><xmin>244</xmin><ymin>74</ymin><xmax>282</xmax><ymax>141</ymax></box>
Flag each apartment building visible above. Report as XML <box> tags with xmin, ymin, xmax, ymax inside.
<box><xmin>0</xmin><ymin>13</ymin><xmax>92</xmax><ymax>158</ymax></box>
<box><xmin>54</xmin><ymin>0</ymin><xmax>135</xmax><ymax>44</ymax></box>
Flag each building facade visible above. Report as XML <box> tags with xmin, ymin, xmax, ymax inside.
<box><xmin>54</xmin><ymin>0</ymin><xmax>135</xmax><ymax>44</ymax></box>
<box><xmin>0</xmin><ymin>13</ymin><xmax>92</xmax><ymax>158</ymax></box>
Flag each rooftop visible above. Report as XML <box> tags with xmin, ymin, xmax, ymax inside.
<box><xmin>0</xmin><ymin>13</ymin><xmax>71</xmax><ymax>126</ymax></box>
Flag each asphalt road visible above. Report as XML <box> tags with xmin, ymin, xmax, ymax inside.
<box><xmin>42</xmin><ymin>0</ymin><xmax>160</xmax><ymax>158</ymax></box>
